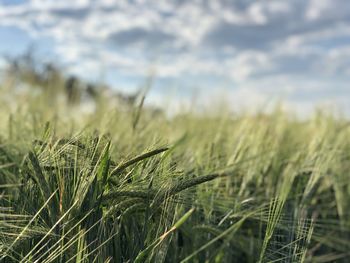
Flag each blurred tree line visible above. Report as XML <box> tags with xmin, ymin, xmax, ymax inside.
<box><xmin>2</xmin><ymin>51</ymin><xmax>142</xmax><ymax>107</ymax></box>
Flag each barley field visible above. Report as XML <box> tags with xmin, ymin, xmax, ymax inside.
<box><xmin>0</xmin><ymin>64</ymin><xmax>350</xmax><ymax>262</ymax></box>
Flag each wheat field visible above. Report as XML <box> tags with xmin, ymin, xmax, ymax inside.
<box><xmin>0</xmin><ymin>62</ymin><xmax>350</xmax><ymax>262</ymax></box>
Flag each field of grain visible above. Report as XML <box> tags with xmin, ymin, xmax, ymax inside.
<box><xmin>1</xmin><ymin>65</ymin><xmax>350</xmax><ymax>262</ymax></box>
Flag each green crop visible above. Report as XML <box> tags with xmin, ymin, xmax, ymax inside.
<box><xmin>0</xmin><ymin>65</ymin><xmax>350</xmax><ymax>262</ymax></box>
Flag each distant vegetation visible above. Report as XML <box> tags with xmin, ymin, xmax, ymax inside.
<box><xmin>2</xmin><ymin>52</ymin><xmax>144</xmax><ymax>108</ymax></box>
<box><xmin>0</xmin><ymin>56</ymin><xmax>349</xmax><ymax>262</ymax></box>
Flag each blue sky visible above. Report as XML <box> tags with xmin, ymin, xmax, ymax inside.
<box><xmin>0</xmin><ymin>0</ymin><xmax>350</xmax><ymax>115</ymax></box>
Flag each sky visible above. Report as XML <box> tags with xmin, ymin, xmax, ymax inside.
<box><xmin>0</xmin><ymin>0</ymin><xmax>350</xmax><ymax>115</ymax></box>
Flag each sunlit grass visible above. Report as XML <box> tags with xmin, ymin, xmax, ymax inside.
<box><xmin>0</xmin><ymin>62</ymin><xmax>350</xmax><ymax>262</ymax></box>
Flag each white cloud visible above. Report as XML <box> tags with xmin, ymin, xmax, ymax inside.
<box><xmin>306</xmin><ymin>0</ymin><xmax>350</xmax><ymax>21</ymax></box>
<box><xmin>224</xmin><ymin>51</ymin><xmax>272</xmax><ymax>82</ymax></box>
<box><xmin>306</xmin><ymin>0</ymin><xmax>330</xmax><ymax>21</ymax></box>
<box><xmin>0</xmin><ymin>57</ymin><xmax>6</xmax><ymax>69</ymax></box>
<box><xmin>247</xmin><ymin>3</ymin><xmax>268</xmax><ymax>25</ymax></box>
